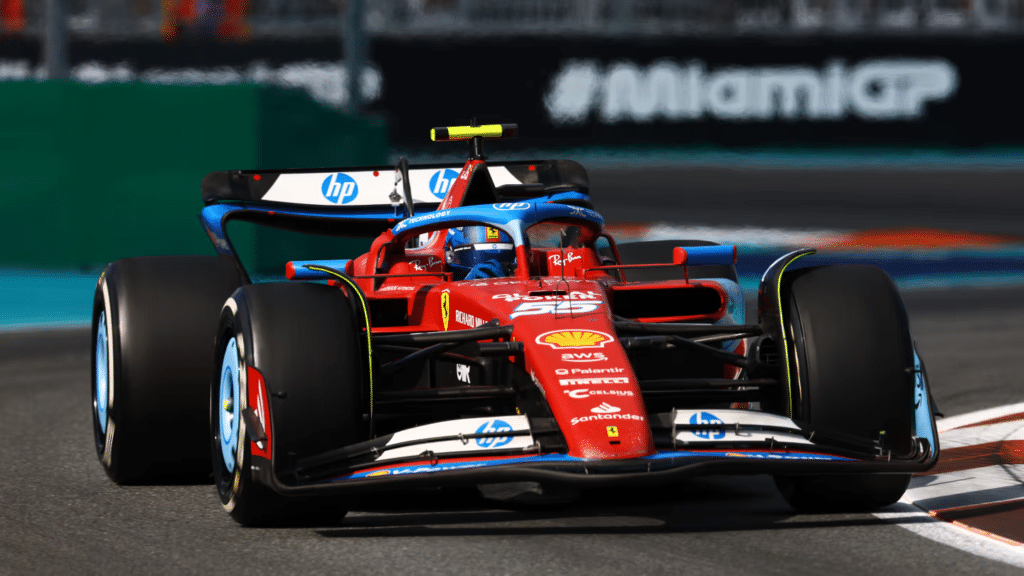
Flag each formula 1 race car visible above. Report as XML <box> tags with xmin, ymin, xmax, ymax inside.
<box><xmin>91</xmin><ymin>124</ymin><xmax>939</xmax><ymax>526</ymax></box>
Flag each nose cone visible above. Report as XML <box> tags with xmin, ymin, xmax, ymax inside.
<box><xmin>526</xmin><ymin>327</ymin><xmax>656</xmax><ymax>460</ymax></box>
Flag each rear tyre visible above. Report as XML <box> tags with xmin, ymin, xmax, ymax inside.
<box><xmin>212</xmin><ymin>282</ymin><xmax>367</xmax><ymax>526</ymax></box>
<box><xmin>773</xmin><ymin>265</ymin><xmax>915</xmax><ymax>512</ymax></box>
<box><xmin>613</xmin><ymin>239</ymin><xmax>738</xmax><ymax>283</ymax></box>
<box><xmin>91</xmin><ymin>256</ymin><xmax>241</xmax><ymax>484</ymax></box>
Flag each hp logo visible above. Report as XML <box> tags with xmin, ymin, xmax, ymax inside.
<box><xmin>428</xmin><ymin>169</ymin><xmax>460</xmax><ymax>200</ymax></box>
<box><xmin>495</xmin><ymin>202</ymin><xmax>530</xmax><ymax>211</ymax></box>
<box><xmin>689</xmin><ymin>411</ymin><xmax>726</xmax><ymax>440</ymax></box>
<box><xmin>321</xmin><ymin>173</ymin><xmax>359</xmax><ymax>204</ymax></box>
<box><xmin>475</xmin><ymin>419</ymin><xmax>514</xmax><ymax>448</ymax></box>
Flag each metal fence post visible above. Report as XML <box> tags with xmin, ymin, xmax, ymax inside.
<box><xmin>43</xmin><ymin>0</ymin><xmax>69</xmax><ymax>79</ymax></box>
<box><xmin>344</xmin><ymin>0</ymin><xmax>367</xmax><ymax>114</ymax></box>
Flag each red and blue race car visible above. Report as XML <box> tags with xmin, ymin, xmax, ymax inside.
<box><xmin>91</xmin><ymin>124</ymin><xmax>939</xmax><ymax>525</ymax></box>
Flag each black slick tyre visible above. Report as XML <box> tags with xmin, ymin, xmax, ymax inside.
<box><xmin>211</xmin><ymin>282</ymin><xmax>367</xmax><ymax>527</ymax></box>
<box><xmin>773</xmin><ymin>265</ymin><xmax>915</xmax><ymax>512</ymax></box>
<box><xmin>91</xmin><ymin>255</ymin><xmax>242</xmax><ymax>484</ymax></box>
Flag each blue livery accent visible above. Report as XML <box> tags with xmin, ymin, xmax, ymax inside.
<box><xmin>641</xmin><ymin>450</ymin><xmax>853</xmax><ymax>462</ymax></box>
<box><xmin>912</xmin><ymin>349</ymin><xmax>939</xmax><ymax>452</ymax></box>
<box><xmin>290</xmin><ymin>260</ymin><xmax>352</xmax><ymax>280</ymax></box>
<box><xmin>336</xmin><ymin>448</ymin><xmax>854</xmax><ymax>481</ymax></box>
<box><xmin>197</xmin><ymin>191</ymin><xmax>593</xmax><ymax>262</ymax></box>
<box><xmin>95</xmin><ymin>310</ymin><xmax>109</xmax><ymax>434</ymax></box>
<box><xmin>392</xmin><ymin>201</ymin><xmax>604</xmax><ymax>246</ymax></box>
<box><xmin>343</xmin><ymin>454</ymin><xmax>578</xmax><ymax>479</ymax></box>
<box><xmin>681</xmin><ymin>245</ymin><xmax>736</xmax><ymax>266</ymax></box>
<box><xmin>198</xmin><ymin>203</ymin><xmax>405</xmax><ymax>258</ymax></box>
<box><xmin>712</xmin><ymin>278</ymin><xmax>746</xmax><ymax>352</ymax></box>
<box><xmin>218</xmin><ymin>338</ymin><xmax>240</xmax><ymax>474</ymax></box>
<box><xmin>428</xmin><ymin>169</ymin><xmax>461</xmax><ymax>200</ymax></box>
<box><xmin>321</xmin><ymin>173</ymin><xmax>359</xmax><ymax>204</ymax></box>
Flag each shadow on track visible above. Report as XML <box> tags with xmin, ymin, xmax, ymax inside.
<box><xmin>312</xmin><ymin>478</ymin><xmax>931</xmax><ymax>537</ymax></box>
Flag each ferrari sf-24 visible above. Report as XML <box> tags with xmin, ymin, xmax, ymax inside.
<box><xmin>91</xmin><ymin>124</ymin><xmax>939</xmax><ymax>525</ymax></box>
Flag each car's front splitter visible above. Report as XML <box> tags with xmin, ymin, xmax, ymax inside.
<box><xmin>258</xmin><ymin>446</ymin><xmax>935</xmax><ymax>498</ymax></box>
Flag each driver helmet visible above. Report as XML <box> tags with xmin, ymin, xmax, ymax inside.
<box><xmin>445</xmin><ymin>226</ymin><xmax>516</xmax><ymax>278</ymax></box>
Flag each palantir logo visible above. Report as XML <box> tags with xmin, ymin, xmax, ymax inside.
<box><xmin>475</xmin><ymin>419</ymin><xmax>514</xmax><ymax>448</ymax></box>
<box><xmin>690</xmin><ymin>411</ymin><xmax>726</xmax><ymax>440</ymax></box>
<box><xmin>321</xmin><ymin>173</ymin><xmax>359</xmax><ymax>204</ymax></box>
<box><xmin>428</xmin><ymin>169</ymin><xmax>460</xmax><ymax>200</ymax></box>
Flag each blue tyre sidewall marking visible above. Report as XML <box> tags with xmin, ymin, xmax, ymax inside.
<box><xmin>219</xmin><ymin>338</ymin><xmax>240</xmax><ymax>474</ymax></box>
<box><xmin>95</xmin><ymin>310</ymin><xmax>109</xmax><ymax>435</ymax></box>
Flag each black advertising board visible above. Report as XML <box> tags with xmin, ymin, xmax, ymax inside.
<box><xmin>1</xmin><ymin>35</ymin><xmax>1020</xmax><ymax>149</ymax></box>
<box><xmin>370</xmin><ymin>36</ymin><xmax>1020</xmax><ymax>149</ymax></box>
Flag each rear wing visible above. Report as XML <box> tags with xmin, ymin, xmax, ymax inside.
<box><xmin>197</xmin><ymin>159</ymin><xmax>591</xmax><ymax>282</ymax></box>
<box><xmin>200</xmin><ymin>160</ymin><xmax>590</xmax><ymax>209</ymax></box>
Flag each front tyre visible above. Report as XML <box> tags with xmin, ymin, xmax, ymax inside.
<box><xmin>773</xmin><ymin>265</ymin><xmax>915</xmax><ymax>512</ymax></box>
<box><xmin>212</xmin><ymin>282</ymin><xmax>368</xmax><ymax>526</ymax></box>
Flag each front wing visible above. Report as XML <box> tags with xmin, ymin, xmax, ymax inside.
<box><xmin>254</xmin><ymin>408</ymin><xmax>939</xmax><ymax>497</ymax></box>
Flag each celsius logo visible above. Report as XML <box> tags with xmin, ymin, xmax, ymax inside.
<box><xmin>475</xmin><ymin>419</ymin><xmax>513</xmax><ymax>448</ymax></box>
<box><xmin>429</xmin><ymin>169</ymin><xmax>460</xmax><ymax>199</ymax></box>
<box><xmin>321</xmin><ymin>173</ymin><xmax>358</xmax><ymax>204</ymax></box>
<box><xmin>545</xmin><ymin>58</ymin><xmax>958</xmax><ymax>124</ymax></box>
<box><xmin>690</xmin><ymin>411</ymin><xmax>726</xmax><ymax>440</ymax></box>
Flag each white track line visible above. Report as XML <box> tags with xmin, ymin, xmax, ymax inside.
<box><xmin>874</xmin><ymin>403</ymin><xmax>1024</xmax><ymax>567</ymax></box>
<box><xmin>904</xmin><ymin>466</ymin><xmax>1024</xmax><ymax>511</ymax></box>
<box><xmin>937</xmin><ymin>403</ymin><xmax>1024</xmax><ymax>433</ymax></box>
<box><xmin>875</xmin><ymin>502</ymin><xmax>1024</xmax><ymax>568</ymax></box>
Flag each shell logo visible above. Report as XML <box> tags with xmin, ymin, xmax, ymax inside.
<box><xmin>535</xmin><ymin>330</ymin><xmax>615</xmax><ymax>349</ymax></box>
<box><xmin>367</xmin><ymin>470</ymin><xmax>391</xmax><ymax>477</ymax></box>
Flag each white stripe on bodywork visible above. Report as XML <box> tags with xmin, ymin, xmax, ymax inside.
<box><xmin>672</xmin><ymin>409</ymin><xmax>803</xmax><ymax>431</ymax></box>
<box><xmin>487</xmin><ymin>166</ymin><xmax>522</xmax><ymax>187</ymax></box>
<box><xmin>262</xmin><ymin>168</ymin><xmax>465</xmax><ymax>206</ymax></box>
<box><xmin>377</xmin><ymin>415</ymin><xmax>533</xmax><ymax>462</ymax></box>
<box><xmin>674</xmin><ymin>430</ymin><xmax>813</xmax><ymax>446</ymax></box>
<box><xmin>672</xmin><ymin>410</ymin><xmax>809</xmax><ymax>446</ymax></box>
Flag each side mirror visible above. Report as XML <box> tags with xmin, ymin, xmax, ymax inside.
<box><xmin>673</xmin><ymin>245</ymin><xmax>737</xmax><ymax>266</ymax></box>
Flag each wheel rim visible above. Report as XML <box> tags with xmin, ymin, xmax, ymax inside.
<box><xmin>218</xmin><ymin>338</ymin><xmax>241</xmax><ymax>474</ymax></box>
<box><xmin>95</xmin><ymin>310</ymin><xmax>109</xmax><ymax>435</ymax></box>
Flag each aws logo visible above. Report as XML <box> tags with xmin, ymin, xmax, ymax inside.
<box><xmin>561</xmin><ymin>352</ymin><xmax>607</xmax><ymax>362</ymax></box>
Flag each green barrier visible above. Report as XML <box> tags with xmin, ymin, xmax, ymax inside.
<box><xmin>0</xmin><ymin>81</ymin><xmax>387</xmax><ymax>270</ymax></box>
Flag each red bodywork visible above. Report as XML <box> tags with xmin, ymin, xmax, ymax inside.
<box><xmin>333</xmin><ymin>157</ymin><xmax>733</xmax><ymax>461</ymax></box>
